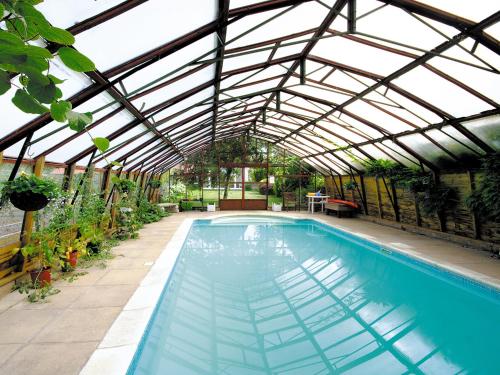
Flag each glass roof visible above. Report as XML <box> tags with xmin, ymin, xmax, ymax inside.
<box><xmin>1</xmin><ymin>0</ymin><xmax>499</xmax><ymax>175</ymax></box>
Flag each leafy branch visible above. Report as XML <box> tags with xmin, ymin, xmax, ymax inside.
<box><xmin>0</xmin><ymin>0</ymin><xmax>110</xmax><ymax>153</ymax></box>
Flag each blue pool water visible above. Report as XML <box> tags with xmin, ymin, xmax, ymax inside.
<box><xmin>128</xmin><ymin>217</ymin><xmax>500</xmax><ymax>374</ymax></box>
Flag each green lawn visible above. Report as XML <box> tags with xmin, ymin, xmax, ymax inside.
<box><xmin>189</xmin><ymin>189</ymin><xmax>282</xmax><ymax>204</ymax></box>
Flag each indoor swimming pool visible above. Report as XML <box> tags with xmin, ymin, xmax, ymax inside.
<box><xmin>127</xmin><ymin>217</ymin><xmax>500</xmax><ymax>374</ymax></box>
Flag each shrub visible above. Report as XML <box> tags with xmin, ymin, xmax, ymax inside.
<box><xmin>466</xmin><ymin>153</ymin><xmax>500</xmax><ymax>222</ymax></box>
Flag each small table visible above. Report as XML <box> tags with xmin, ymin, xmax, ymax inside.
<box><xmin>306</xmin><ymin>195</ymin><xmax>329</xmax><ymax>213</ymax></box>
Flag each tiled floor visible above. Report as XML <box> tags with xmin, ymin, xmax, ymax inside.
<box><xmin>0</xmin><ymin>211</ymin><xmax>498</xmax><ymax>375</ymax></box>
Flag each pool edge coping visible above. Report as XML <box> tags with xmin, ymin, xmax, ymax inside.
<box><xmin>79</xmin><ymin>218</ymin><xmax>194</xmax><ymax>375</ymax></box>
<box><xmin>79</xmin><ymin>212</ymin><xmax>500</xmax><ymax>374</ymax></box>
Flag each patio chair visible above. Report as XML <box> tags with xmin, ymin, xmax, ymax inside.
<box><xmin>283</xmin><ymin>192</ymin><xmax>297</xmax><ymax>211</ymax></box>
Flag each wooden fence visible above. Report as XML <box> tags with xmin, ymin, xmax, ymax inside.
<box><xmin>325</xmin><ymin>171</ymin><xmax>500</xmax><ymax>246</ymax></box>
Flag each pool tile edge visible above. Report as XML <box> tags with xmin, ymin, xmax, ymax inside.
<box><xmin>79</xmin><ymin>219</ymin><xmax>194</xmax><ymax>375</ymax></box>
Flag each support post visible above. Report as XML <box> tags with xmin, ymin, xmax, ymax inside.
<box><xmin>300</xmin><ymin>58</ymin><xmax>306</xmax><ymax>85</ymax></box>
<box><xmin>414</xmin><ymin>194</ymin><xmax>422</xmax><ymax>227</ymax></box>
<box><xmin>433</xmin><ymin>172</ymin><xmax>446</xmax><ymax>232</ymax></box>
<box><xmin>102</xmin><ymin>168</ymin><xmax>112</xmax><ymax>201</ymax></box>
<box><xmin>241</xmin><ymin>167</ymin><xmax>245</xmax><ymax>209</ymax></box>
<box><xmin>375</xmin><ymin>176</ymin><xmax>383</xmax><ymax>219</ymax></box>
<box><xmin>347</xmin><ymin>0</ymin><xmax>356</xmax><ymax>33</ymax></box>
<box><xmin>266</xmin><ymin>143</ymin><xmax>270</xmax><ymax>210</ymax></box>
<box><xmin>338</xmin><ymin>174</ymin><xmax>345</xmax><ymax>199</ymax></box>
<box><xmin>467</xmin><ymin>170</ymin><xmax>480</xmax><ymax>239</ymax></box>
<box><xmin>359</xmin><ymin>174</ymin><xmax>368</xmax><ymax>215</ymax></box>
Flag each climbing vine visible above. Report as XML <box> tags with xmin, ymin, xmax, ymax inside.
<box><xmin>0</xmin><ymin>0</ymin><xmax>109</xmax><ymax>153</ymax></box>
<box><xmin>466</xmin><ymin>153</ymin><xmax>500</xmax><ymax>222</ymax></box>
<box><xmin>363</xmin><ymin>159</ymin><xmax>456</xmax><ymax>215</ymax></box>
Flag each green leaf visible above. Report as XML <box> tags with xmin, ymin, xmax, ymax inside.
<box><xmin>66</xmin><ymin>111</ymin><xmax>92</xmax><ymax>132</ymax></box>
<box><xmin>110</xmin><ymin>161</ymin><xmax>123</xmax><ymax>167</ymax></box>
<box><xmin>93</xmin><ymin>137</ymin><xmax>110</xmax><ymax>153</ymax></box>
<box><xmin>54</xmin><ymin>86</ymin><xmax>62</xmax><ymax>99</ymax></box>
<box><xmin>18</xmin><ymin>55</ymin><xmax>49</xmax><ymax>73</ymax></box>
<box><xmin>14</xmin><ymin>1</ymin><xmax>50</xmax><ymax>28</ymax></box>
<box><xmin>19</xmin><ymin>75</ymin><xmax>29</xmax><ymax>87</ymax></box>
<box><xmin>27</xmin><ymin>77</ymin><xmax>56</xmax><ymax>103</ymax></box>
<box><xmin>0</xmin><ymin>4</ymin><xmax>4</xmax><ymax>16</ymax></box>
<box><xmin>48</xmin><ymin>74</ymin><xmax>65</xmax><ymax>84</ymax></box>
<box><xmin>50</xmin><ymin>100</ymin><xmax>72</xmax><ymax>122</ymax></box>
<box><xmin>0</xmin><ymin>30</ymin><xmax>24</xmax><ymax>46</ymax></box>
<box><xmin>58</xmin><ymin>47</ymin><xmax>95</xmax><ymax>72</ymax></box>
<box><xmin>6</xmin><ymin>18</ymin><xmax>28</xmax><ymax>40</ymax></box>
<box><xmin>12</xmin><ymin>89</ymin><xmax>49</xmax><ymax>114</ymax></box>
<box><xmin>24</xmin><ymin>45</ymin><xmax>52</xmax><ymax>59</ymax></box>
<box><xmin>38</xmin><ymin>24</ymin><xmax>75</xmax><ymax>45</ymax></box>
<box><xmin>0</xmin><ymin>70</ymin><xmax>10</xmax><ymax>95</ymax></box>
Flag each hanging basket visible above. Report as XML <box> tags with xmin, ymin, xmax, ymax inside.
<box><xmin>10</xmin><ymin>191</ymin><xmax>49</xmax><ymax>211</ymax></box>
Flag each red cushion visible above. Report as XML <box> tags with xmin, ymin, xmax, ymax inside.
<box><xmin>327</xmin><ymin>199</ymin><xmax>359</xmax><ymax>209</ymax></box>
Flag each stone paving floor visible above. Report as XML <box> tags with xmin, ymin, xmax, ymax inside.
<box><xmin>0</xmin><ymin>211</ymin><xmax>498</xmax><ymax>375</ymax></box>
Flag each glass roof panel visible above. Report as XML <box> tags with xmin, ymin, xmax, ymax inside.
<box><xmin>462</xmin><ymin>115</ymin><xmax>500</xmax><ymax>151</ymax></box>
<box><xmin>427</xmin><ymin>58</ymin><xmax>500</xmax><ymax>104</ymax></box>
<box><xmin>393</xmin><ymin>66</ymin><xmax>494</xmax><ymax>117</ymax></box>
<box><xmin>74</xmin><ymin>0</ymin><xmax>217</xmax><ymax>71</ymax></box>
<box><xmin>47</xmin><ymin>109</ymin><xmax>137</xmax><ymax>163</ymax></box>
<box><xmin>311</xmin><ymin>36</ymin><xmax>414</xmax><ymax>76</ymax></box>
<box><xmin>226</xmin><ymin>2</ymin><xmax>327</xmax><ymax>50</ymax></box>
<box><xmin>355</xmin><ymin>4</ymin><xmax>447</xmax><ymax>51</ymax></box>
<box><xmin>416</xmin><ymin>1</ymin><xmax>499</xmax><ymax>23</ymax></box>
<box><xmin>38</xmin><ymin>0</ymin><xmax>125</xmax><ymax>28</ymax></box>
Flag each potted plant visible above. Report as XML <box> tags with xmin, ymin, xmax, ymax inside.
<box><xmin>112</xmin><ymin>177</ymin><xmax>136</xmax><ymax>194</ymax></box>
<box><xmin>0</xmin><ymin>173</ymin><xmax>60</xmax><ymax>211</ymax></box>
<box><xmin>15</xmin><ymin>230</ymin><xmax>58</xmax><ymax>286</ymax></box>
<box><xmin>343</xmin><ymin>180</ymin><xmax>358</xmax><ymax>191</ymax></box>
<box><xmin>60</xmin><ymin>237</ymin><xmax>87</xmax><ymax>271</ymax></box>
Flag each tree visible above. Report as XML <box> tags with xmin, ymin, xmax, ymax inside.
<box><xmin>179</xmin><ymin>137</ymin><xmax>265</xmax><ymax>199</ymax></box>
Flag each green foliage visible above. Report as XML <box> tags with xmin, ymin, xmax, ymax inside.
<box><xmin>50</xmin><ymin>100</ymin><xmax>71</xmax><ymax>121</ymax></box>
<box><xmin>149</xmin><ymin>179</ymin><xmax>161</xmax><ymax>189</ymax></box>
<box><xmin>466</xmin><ymin>153</ymin><xmax>500</xmax><ymax>222</ymax></box>
<box><xmin>343</xmin><ymin>180</ymin><xmax>357</xmax><ymax>191</ymax></box>
<box><xmin>66</xmin><ymin>110</ymin><xmax>93</xmax><ymax>132</ymax></box>
<box><xmin>136</xmin><ymin>195</ymin><xmax>168</xmax><ymax>224</ymax></box>
<box><xmin>112</xmin><ymin>176</ymin><xmax>136</xmax><ymax>194</ymax></box>
<box><xmin>417</xmin><ymin>186</ymin><xmax>457</xmax><ymax>216</ymax></box>
<box><xmin>77</xmin><ymin>192</ymin><xmax>107</xmax><ymax>249</ymax></box>
<box><xmin>0</xmin><ymin>172</ymin><xmax>60</xmax><ymax>206</ymax></box>
<box><xmin>180</xmin><ymin>201</ymin><xmax>194</xmax><ymax>211</ymax></box>
<box><xmin>12</xmin><ymin>279</ymin><xmax>60</xmax><ymax>303</ymax></box>
<box><xmin>57</xmin><ymin>46</ymin><xmax>95</xmax><ymax>72</ymax></box>
<box><xmin>0</xmin><ymin>0</ymin><xmax>107</xmax><ymax>153</ymax></box>
<box><xmin>93</xmin><ymin>137</ymin><xmax>110</xmax><ymax>152</ymax></box>
<box><xmin>364</xmin><ymin>159</ymin><xmax>456</xmax><ymax>215</ymax></box>
<box><xmin>363</xmin><ymin>159</ymin><xmax>399</xmax><ymax>178</ymax></box>
<box><xmin>364</xmin><ymin>159</ymin><xmax>432</xmax><ymax>193</ymax></box>
<box><xmin>164</xmin><ymin>180</ymin><xmax>185</xmax><ymax>202</ymax></box>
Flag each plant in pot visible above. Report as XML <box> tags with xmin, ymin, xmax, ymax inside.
<box><xmin>343</xmin><ymin>180</ymin><xmax>358</xmax><ymax>191</ymax></box>
<box><xmin>59</xmin><ymin>237</ymin><xmax>87</xmax><ymax>271</ymax></box>
<box><xmin>112</xmin><ymin>176</ymin><xmax>136</xmax><ymax>195</ymax></box>
<box><xmin>15</xmin><ymin>230</ymin><xmax>58</xmax><ymax>287</ymax></box>
<box><xmin>0</xmin><ymin>173</ymin><xmax>60</xmax><ymax>211</ymax></box>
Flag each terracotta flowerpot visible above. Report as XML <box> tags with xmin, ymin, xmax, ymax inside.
<box><xmin>10</xmin><ymin>191</ymin><xmax>49</xmax><ymax>211</ymax></box>
<box><xmin>68</xmin><ymin>250</ymin><xmax>78</xmax><ymax>267</ymax></box>
<box><xmin>30</xmin><ymin>267</ymin><xmax>51</xmax><ymax>286</ymax></box>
